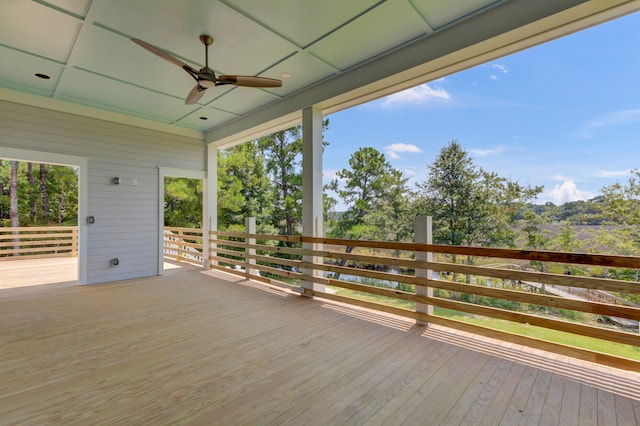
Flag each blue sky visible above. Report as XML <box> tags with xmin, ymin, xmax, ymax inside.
<box><xmin>323</xmin><ymin>11</ymin><xmax>640</xmax><ymax>211</ymax></box>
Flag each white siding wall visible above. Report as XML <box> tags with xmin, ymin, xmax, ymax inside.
<box><xmin>0</xmin><ymin>100</ymin><xmax>205</xmax><ymax>284</ymax></box>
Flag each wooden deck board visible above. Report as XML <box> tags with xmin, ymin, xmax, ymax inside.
<box><xmin>578</xmin><ymin>384</ymin><xmax>598</xmax><ymax>426</ymax></box>
<box><xmin>538</xmin><ymin>373</ymin><xmax>566</xmax><ymax>425</ymax></box>
<box><xmin>632</xmin><ymin>399</ymin><xmax>640</xmax><ymax>423</ymax></box>
<box><xmin>559</xmin><ymin>379</ymin><xmax>581</xmax><ymax>426</ymax></box>
<box><xmin>459</xmin><ymin>360</ymin><xmax>527</xmax><ymax>425</ymax></box>
<box><xmin>1</xmin><ymin>258</ymin><xmax>639</xmax><ymax>425</ymax></box>
<box><xmin>613</xmin><ymin>395</ymin><xmax>637</xmax><ymax>426</ymax></box>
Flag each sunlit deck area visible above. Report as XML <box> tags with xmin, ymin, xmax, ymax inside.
<box><xmin>1</xmin><ymin>258</ymin><xmax>640</xmax><ymax>424</ymax></box>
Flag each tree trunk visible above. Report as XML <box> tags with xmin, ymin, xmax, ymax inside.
<box><xmin>28</xmin><ymin>162</ymin><xmax>36</xmax><ymax>224</ymax></box>
<box><xmin>9</xmin><ymin>160</ymin><xmax>20</xmax><ymax>256</ymax></box>
<box><xmin>40</xmin><ymin>163</ymin><xmax>48</xmax><ymax>224</ymax></box>
<box><xmin>58</xmin><ymin>179</ymin><xmax>65</xmax><ymax>225</ymax></box>
<box><xmin>0</xmin><ymin>160</ymin><xmax>4</xmax><ymax>219</ymax></box>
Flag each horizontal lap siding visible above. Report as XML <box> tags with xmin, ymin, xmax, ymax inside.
<box><xmin>0</xmin><ymin>101</ymin><xmax>205</xmax><ymax>284</ymax></box>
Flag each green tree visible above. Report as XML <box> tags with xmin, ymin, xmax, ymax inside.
<box><xmin>39</xmin><ymin>164</ymin><xmax>48</xmax><ymax>224</ymax></box>
<box><xmin>0</xmin><ymin>161</ymin><xmax>78</xmax><ymax>226</ymax></box>
<box><xmin>257</xmin><ymin>120</ymin><xmax>329</xmax><ymax>236</ymax></box>
<box><xmin>365</xmin><ymin>168</ymin><xmax>413</xmax><ymax>243</ymax></box>
<box><xmin>330</xmin><ymin>147</ymin><xmax>402</xmax><ymax>242</ymax></box>
<box><xmin>9</xmin><ymin>160</ymin><xmax>19</xmax><ymax>228</ymax></box>
<box><xmin>552</xmin><ymin>221</ymin><xmax>578</xmax><ymax>252</ymax></box>
<box><xmin>48</xmin><ymin>165</ymin><xmax>79</xmax><ymax>225</ymax></box>
<box><xmin>416</xmin><ymin>140</ymin><xmax>542</xmax><ymax>251</ymax></box>
<box><xmin>217</xmin><ymin>142</ymin><xmax>273</xmax><ymax>232</ymax></box>
<box><xmin>0</xmin><ymin>160</ymin><xmax>4</xmax><ymax>220</ymax></box>
<box><xmin>258</xmin><ymin>128</ymin><xmax>303</xmax><ymax>236</ymax></box>
<box><xmin>598</xmin><ymin>169</ymin><xmax>640</xmax><ymax>256</ymax></box>
<box><xmin>519</xmin><ymin>207</ymin><xmax>550</xmax><ymax>250</ymax></box>
<box><xmin>164</xmin><ymin>177</ymin><xmax>202</xmax><ymax>227</ymax></box>
<box><xmin>329</xmin><ymin>147</ymin><xmax>409</xmax><ymax>275</ymax></box>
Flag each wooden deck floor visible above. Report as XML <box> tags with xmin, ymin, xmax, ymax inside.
<box><xmin>1</xmin><ymin>259</ymin><xmax>639</xmax><ymax>425</ymax></box>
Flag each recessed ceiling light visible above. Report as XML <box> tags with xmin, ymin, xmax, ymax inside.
<box><xmin>199</xmin><ymin>116</ymin><xmax>208</xmax><ymax>120</ymax></box>
<box><xmin>280</xmin><ymin>72</ymin><xmax>292</xmax><ymax>79</ymax></box>
<box><xmin>35</xmin><ymin>73</ymin><xmax>50</xmax><ymax>80</ymax></box>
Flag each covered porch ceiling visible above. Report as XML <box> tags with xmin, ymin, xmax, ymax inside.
<box><xmin>1</xmin><ymin>0</ymin><xmax>639</xmax><ymax>147</ymax></box>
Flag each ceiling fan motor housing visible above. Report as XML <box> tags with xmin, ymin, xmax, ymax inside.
<box><xmin>198</xmin><ymin>67</ymin><xmax>217</xmax><ymax>88</ymax></box>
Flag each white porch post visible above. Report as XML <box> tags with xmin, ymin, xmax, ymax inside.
<box><xmin>301</xmin><ymin>106</ymin><xmax>324</xmax><ymax>296</ymax></box>
<box><xmin>203</xmin><ymin>144</ymin><xmax>218</xmax><ymax>268</ymax></box>
<box><xmin>415</xmin><ymin>216</ymin><xmax>433</xmax><ymax>325</ymax></box>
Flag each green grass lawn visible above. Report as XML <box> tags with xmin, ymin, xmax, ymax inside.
<box><xmin>332</xmin><ymin>287</ymin><xmax>640</xmax><ymax>360</ymax></box>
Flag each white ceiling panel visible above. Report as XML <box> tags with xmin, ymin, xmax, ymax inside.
<box><xmin>72</xmin><ymin>25</ymin><xmax>196</xmax><ymax>99</ymax></box>
<box><xmin>262</xmin><ymin>52</ymin><xmax>338</xmax><ymax>96</ymax></box>
<box><xmin>0</xmin><ymin>46</ymin><xmax>64</xmax><ymax>96</ymax></box>
<box><xmin>0</xmin><ymin>0</ymin><xmax>81</xmax><ymax>63</ymax></box>
<box><xmin>39</xmin><ymin>0</ymin><xmax>91</xmax><ymax>18</ymax></box>
<box><xmin>207</xmin><ymin>86</ymin><xmax>281</xmax><ymax>116</ymax></box>
<box><xmin>57</xmin><ymin>68</ymin><xmax>197</xmax><ymax>123</ymax></box>
<box><xmin>308</xmin><ymin>0</ymin><xmax>429</xmax><ymax>71</ymax></box>
<box><xmin>176</xmin><ymin>107</ymin><xmax>240</xmax><ymax>130</ymax></box>
<box><xmin>224</xmin><ymin>0</ymin><xmax>383</xmax><ymax>47</ymax></box>
<box><xmin>199</xmin><ymin>85</ymin><xmax>235</xmax><ymax>106</ymax></box>
<box><xmin>412</xmin><ymin>0</ymin><xmax>502</xmax><ymax>30</ymax></box>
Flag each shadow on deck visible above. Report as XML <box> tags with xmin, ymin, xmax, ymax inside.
<box><xmin>1</xmin><ymin>258</ymin><xmax>639</xmax><ymax>424</ymax></box>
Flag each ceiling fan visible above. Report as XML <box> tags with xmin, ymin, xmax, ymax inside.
<box><xmin>131</xmin><ymin>35</ymin><xmax>282</xmax><ymax>105</ymax></box>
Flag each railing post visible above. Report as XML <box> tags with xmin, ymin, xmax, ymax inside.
<box><xmin>245</xmin><ymin>217</ymin><xmax>256</xmax><ymax>278</ymax></box>
<box><xmin>177</xmin><ymin>229</ymin><xmax>183</xmax><ymax>262</ymax></box>
<box><xmin>415</xmin><ymin>216</ymin><xmax>433</xmax><ymax>326</ymax></box>
<box><xmin>72</xmin><ymin>227</ymin><xmax>78</xmax><ymax>257</ymax></box>
<box><xmin>209</xmin><ymin>217</ymin><xmax>217</xmax><ymax>269</ymax></box>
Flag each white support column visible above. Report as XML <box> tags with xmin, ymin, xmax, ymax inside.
<box><xmin>301</xmin><ymin>106</ymin><xmax>324</xmax><ymax>296</ymax></box>
<box><xmin>245</xmin><ymin>216</ymin><xmax>256</xmax><ymax>278</ymax></box>
<box><xmin>415</xmin><ymin>216</ymin><xmax>433</xmax><ymax>325</ymax></box>
<box><xmin>203</xmin><ymin>144</ymin><xmax>218</xmax><ymax>269</ymax></box>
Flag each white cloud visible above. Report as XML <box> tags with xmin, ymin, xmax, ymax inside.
<box><xmin>380</xmin><ymin>83</ymin><xmax>450</xmax><ymax>107</ymax></box>
<box><xmin>403</xmin><ymin>167</ymin><xmax>417</xmax><ymax>177</ymax></box>
<box><xmin>595</xmin><ymin>169</ymin><xmax>632</xmax><ymax>178</ymax></box>
<box><xmin>547</xmin><ymin>180</ymin><xmax>596</xmax><ymax>204</ymax></box>
<box><xmin>492</xmin><ymin>64</ymin><xmax>508</xmax><ymax>74</ymax></box>
<box><xmin>384</xmin><ymin>143</ymin><xmax>422</xmax><ymax>159</ymax></box>
<box><xmin>589</xmin><ymin>109</ymin><xmax>640</xmax><ymax>128</ymax></box>
<box><xmin>469</xmin><ymin>146</ymin><xmax>506</xmax><ymax>157</ymax></box>
<box><xmin>580</xmin><ymin>109</ymin><xmax>640</xmax><ymax>137</ymax></box>
<box><xmin>323</xmin><ymin>169</ymin><xmax>342</xmax><ymax>181</ymax></box>
<box><xmin>488</xmin><ymin>63</ymin><xmax>508</xmax><ymax>81</ymax></box>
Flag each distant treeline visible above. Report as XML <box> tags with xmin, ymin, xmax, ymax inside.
<box><xmin>520</xmin><ymin>197</ymin><xmax>640</xmax><ymax>225</ymax></box>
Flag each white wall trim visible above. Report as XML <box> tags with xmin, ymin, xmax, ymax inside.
<box><xmin>0</xmin><ymin>147</ymin><xmax>89</xmax><ymax>284</ymax></box>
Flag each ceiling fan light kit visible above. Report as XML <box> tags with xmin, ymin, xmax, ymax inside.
<box><xmin>131</xmin><ymin>34</ymin><xmax>282</xmax><ymax>105</ymax></box>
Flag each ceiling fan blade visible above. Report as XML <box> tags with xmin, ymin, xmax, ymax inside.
<box><xmin>217</xmin><ymin>75</ymin><xmax>282</xmax><ymax>88</ymax></box>
<box><xmin>185</xmin><ymin>85</ymin><xmax>206</xmax><ymax>105</ymax></box>
<box><xmin>131</xmin><ymin>38</ymin><xmax>198</xmax><ymax>75</ymax></box>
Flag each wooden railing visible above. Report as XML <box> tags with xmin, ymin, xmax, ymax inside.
<box><xmin>163</xmin><ymin>227</ymin><xmax>204</xmax><ymax>266</ymax></box>
<box><xmin>0</xmin><ymin>226</ymin><xmax>78</xmax><ymax>260</ymax></box>
<box><xmin>210</xmin><ymin>227</ymin><xmax>640</xmax><ymax>371</ymax></box>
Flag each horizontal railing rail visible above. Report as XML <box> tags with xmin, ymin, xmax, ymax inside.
<box><xmin>0</xmin><ymin>226</ymin><xmax>77</xmax><ymax>260</ymax></box>
<box><xmin>163</xmin><ymin>227</ymin><xmax>204</xmax><ymax>267</ymax></box>
<box><xmin>210</xmin><ymin>226</ymin><xmax>640</xmax><ymax>371</ymax></box>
